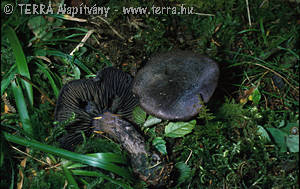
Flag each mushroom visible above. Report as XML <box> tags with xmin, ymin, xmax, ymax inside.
<box><xmin>132</xmin><ymin>50</ymin><xmax>220</xmax><ymax>121</ymax></box>
<box><xmin>54</xmin><ymin>67</ymin><xmax>138</xmax><ymax>149</ymax></box>
<box><xmin>54</xmin><ymin>67</ymin><xmax>171</xmax><ymax>185</ymax></box>
<box><xmin>93</xmin><ymin>112</ymin><xmax>172</xmax><ymax>185</ymax></box>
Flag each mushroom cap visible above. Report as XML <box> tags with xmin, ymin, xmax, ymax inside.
<box><xmin>132</xmin><ymin>50</ymin><xmax>219</xmax><ymax>121</ymax></box>
<box><xmin>54</xmin><ymin>67</ymin><xmax>138</xmax><ymax>149</ymax></box>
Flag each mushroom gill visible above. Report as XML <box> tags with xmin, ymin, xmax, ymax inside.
<box><xmin>54</xmin><ymin>67</ymin><xmax>171</xmax><ymax>185</ymax></box>
<box><xmin>54</xmin><ymin>67</ymin><xmax>138</xmax><ymax>149</ymax></box>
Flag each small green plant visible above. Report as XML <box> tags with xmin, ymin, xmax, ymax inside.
<box><xmin>197</xmin><ymin>97</ymin><xmax>215</xmax><ymax>123</ymax></box>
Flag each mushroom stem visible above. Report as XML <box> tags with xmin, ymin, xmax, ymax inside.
<box><xmin>93</xmin><ymin>112</ymin><xmax>172</xmax><ymax>185</ymax></box>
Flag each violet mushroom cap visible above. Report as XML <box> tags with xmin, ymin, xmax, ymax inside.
<box><xmin>54</xmin><ymin>67</ymin><xmax>138</xmax><ymax>149</ymax></box>
<box><xmin>132</xmin><ymin>50</ymin><xmax>220</xmax><ymax>121</ymax></box>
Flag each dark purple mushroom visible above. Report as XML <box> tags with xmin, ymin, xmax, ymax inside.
<box><xmin>54</xmin><ymin>67</ymin><xmax>171</xmax><ymax>185</ymax></box>
<box><xmin>54</xmin><ymin>67</ymin><xmax>138</xmax><ymax>149</ymax></box>
<box><xmin>93</xmin><ymin>112</ymin><xmax>172</xmax><ymax>185</ymax></box>
<box><xmin>132</xmin><ymin>50</ymin><xmax>220</xmax><ymax>121</ymax></box>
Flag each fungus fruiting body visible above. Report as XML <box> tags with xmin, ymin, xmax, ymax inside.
<box><xmin>93</xmin><ymin>112</ymin><xmax>171</xmax><ymax>185</ymax></box>
<box><xmin>54</xmin><ymin>67</ymin><xmax>138</xmax><ymax>149</ymax></box>
<box><xmin>132</xmin><ymin>50</ymin><xmax>220</xmax><ymax>121</ymax></box>
<box><xmin>54</xmin><ymin>67</ymin><xmax>171</xmax><ymax>185</ymax></box>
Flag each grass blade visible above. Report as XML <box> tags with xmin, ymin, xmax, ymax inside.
<box><xmin>1</xmin><ymin>65</ymin><xmax>17</xmax><ymax>96</ymax></box>
<box><xmin>62</xmin><ymin>166</ymin><xmax>80</xmax><ymax>189</ymax></box>
<box><xmin>259</xmin><ymin>18</ymin><xmax>268</xmax><ymax>46</ymax></box>
<box><xmin>44</xmin><ymin>50</ymin><xmax>93</xmax><ymax>75</ymax></box>
<box><xmin>72</xmin><ymin>170</ymin><xmax>133</xmax><ymax>189</ymax></box>
<box><xmin>52</xmin><ymin>27</ymin><xmax>89</xmax><ymax>33</ymax></box>
<box><xmin>4</xmin><ymin>26</ymin><xmax>34</xmax><ymax>106</ymax></box>
<box><xmin>3</xmin><ymin>132</ymin><xmax>132</xmax><ymax>179</ymax></box>
<box><xmin>86</xmin><ymin>153</ymin><xmax>127</xmax><ymax>164</ymax></box>
<box><xmin>15</xmin><ymin>74</ymin><xmax>56</xmax><ymax>106</ymax></box>
<box><xmin>11</xmin><ymin>79</ymin><xmax>33</xmax><ymax>135</ymax></box>
<box><xmin>34</xmin><ymin>61</ymin><xmax>60</xmax><ymax>98</ymax></box>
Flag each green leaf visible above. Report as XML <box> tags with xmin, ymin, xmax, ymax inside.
<box><xmin>251</xmin><ymin>87</ymin><xmax>261</xmax><ymax>105</ymax></box>
<box><xmin>286</xmin><ymin>135</ymin><xmax>299</xmax><ymax>153</ymax></box>
<box><xmin>60</xmin><ymin>56</ymin><xmax>81</xmax><ymax>79</ymax></box>
<box><xmin>175</xmin><ymin>162</ymin><xmax>192</xmax><ymax>185</ymax></box>
<box><xmin>266</xmin><ymin>123</ymin><xmax>298</xmax><ymax>152</ymax></box>
<box><xmin>257</xmin><ymin>125</ymin><xmax>271</xmax><ymax>141</ymax></box>
<box><xmin>267</xmin><ymin>128</ymin><xmax>288</xmax><ymax>152</ymax></box>
<box><xmin>278</xmin><ymin>120</ymin><xmax>285</xmax><ymax>128</ymax></box>
<box><xmin>72</xmin><ymin>62</ymin><xmax>81</xmax><ymax>79</ymax></box>
<box><xmin>165</xmin><ymin>120</ymin><xmax>196</xmax><ymax>138</ymax></box>
<box><xmin>11</xmin><ymin>79</ymin><xmax>33</xmax><ymax>135</ymax></box>
<box><xmin>132</xmin><ymin>106</ymin><xmax>146</xmax><ymax>125</ymax></box>
<box><xmin>152</xmin><ymin>137</ymin><xmax>167</xmax><ymax>155</ymax></box>
<box><xmin>281</xmin><ymin>122</ymin><xmax>298</xmax><ymax>134</ymax></box>
<box><xmin>4</xmin><ymin>26</ymin><xmax>33</xmax><ymax>106</ymax></box>
<box><xmin>143</xmin><ymin>115</ymin><xmax>162</xmax><ymax>127</ymax></box>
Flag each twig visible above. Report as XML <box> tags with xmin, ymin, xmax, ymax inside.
<box><xmin>251</xmin><ymin>175</ymin><xmax>264</xmax><ymax>187</ymax></box>
<box><xmin>70</xmin><ymin>29</ymin><xmax>95</xmax><ymax>56</ymax></box>
<box><xmin>252</xmin><ymin>63</ymin><xmax>298</xmax><ymax>92</ymax></box>
<box><xmin>17</xmin><ymin>154</ymin><xmax>26</xmax><ymax>189</ymax></box>
<box><xmin>245</xmin><ymin>0</ymin><xmax>252</xmax><ymax>26</ymax></box>
<box><xmin>185</xmin><ymin>148</ymin><xmax>193</xmax><ymax>164</ymax></box>
<box><xmin>35</xmin><ymin>56</ymin><xmax>52</xmax><ymax>64</ymax></box>
<box><xmin>259</xmin><ymin>0</ymin><xmax>268</xmax><ymax>8</ymax></box>
<box><xmin>62</xmin><ymin>15</ymin><xmax>87</xmax><ymax>22</ymax></box>
<box><xmin>194</xmin><ymin>12</ymin><xmax>215</xmax><ymax>16</ymax></box>
<box><xmin>262</xmin><ymin>93</ymin><xmax>268</xmax><ymax>109</ymax></box>
<box><xmin>45</xmin><ymin>163</ymin><xmax>62</xmax><ymax>170</ymax></box>
<box><xmin>12</xmin><ymin>146</ymin><xmax>48</xmax><ymax>166</ymax></box>
<box><xmin>15</xmin><ymin>74</ymin><xmax>56</xmax><ymax>106</ymax></box>
<box><xmin>148</xmin><ymin>161</ymin><xmax>163</xmax><ymax>169</ymax></box>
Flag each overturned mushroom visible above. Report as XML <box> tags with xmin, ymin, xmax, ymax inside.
<box><xmin>132</xmin><ymin>50</ymin><xmax>220</xmax><ymax>121</ymax></box>
<box><xmin>54</xmin><ymin>67</ymin><xmax>137</xmax><ymax>149</ymax></box>
<box><xmin>54</xmin><ymin>67</ymin><xmax>171</xmax><ymax>185</ymax></box>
